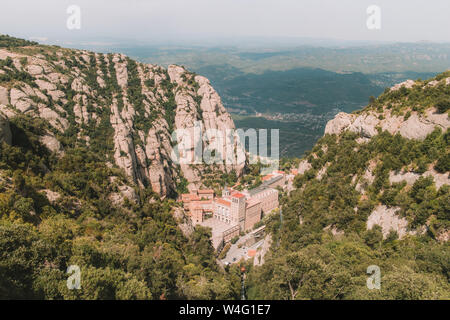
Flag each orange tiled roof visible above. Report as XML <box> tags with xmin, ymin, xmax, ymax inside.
<box><xmin>216</xmin><ymin>198</ymin><xmax>231</xmax><ymax>207</ymax></box>
<box><xmin>189</xmin><ymin>200</ymin><xmax>212</xmax><ymax>209</ymax></box>
<box><xmin>198</xmin><ymin>189</ymin><xmax>214</xmax><ymax>194</ymax></box>
<box><xmin>231</xmin><ymin>191</ymin><xmax>245</xmax><ymax>199</ymax></box>
<box><xmin>195</xmin><ymin>200</ymin><xmax>212</xmax><ymax>204</ymax></box>
<box><xmin>182</xmin><ymin>193</ymin><xmax>201</xmax><ymax>202</ymax></box>
<box><xmin>262</xmin><ymin>174</ymin><xmax>274</xmax><ymax>181</ymax></box>
<box><xmin>247</xmin><ymin>249</ymin><xmax>257</xmax><ymax>257</ymax></box>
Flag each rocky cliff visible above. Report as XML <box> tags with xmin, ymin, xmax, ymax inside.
<box><xmin>296</xmin><ymin>73</ymin><xmax>450</xmax><ymax>241</ymax></box>
<box><xmin>0</xmin><ymin>39</ymin><xmax>244</xmax><ymax>198</ymax></box>
<box><xmin>0</xmin><ymin>35</ymin><xmax>243</xmax><ymax>300</ymax></box>
<box><xmin>245</xmin><ymin>73</ymin><xmax>449</xmax><ymax>300</ymax></box>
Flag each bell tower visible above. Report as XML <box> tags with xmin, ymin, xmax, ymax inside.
<box><xmin>231</xmin><ymin>193</ymin><xmax>246</xmax><ymax>230</ymax></box>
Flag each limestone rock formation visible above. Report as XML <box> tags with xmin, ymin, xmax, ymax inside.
<box><xmin>325</xmin><ymin>108</ymin><xmax>449</xmax><ymax>140</ymax></box>
<box><xmin>297</xmin><ymin>159</ymin><xmax>312</xmax><ymax>175</ymax></box>
<box><xmin>314</xmin><ymin>76</ymin><xmax>449</xmax><ymax>241</ymax></box>
<box><xmin>40</xmin><ymin>134</ymin><xmax>64</xmax><ymax>155</ymax></box>
<box><xmin>367</xmin><ymin>205</ymin><xmax>417</xmax><ymax>239</ymax></box>
<box><xmin>0</xmin><ymin>45</ymin><xmax>245</xmax><ymax>199</ymax></box>
<box><xmin>389</xmin><ymin>169</ymin><xmax>449</xmax><ymax>189</ymax></box>
<box><xmin>325</xmin><ymin>78</ymin><xmax>450</xmax><ymax>140</ymax></box>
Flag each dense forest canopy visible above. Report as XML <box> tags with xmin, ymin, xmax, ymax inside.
<box><xmin>244</xmin><ymin>72</ymin><xmax>450</xmax><ymax>298</ymax></box>
<box><xmin>246</xmin><ymin>127</ymin><xmax>449</xmax><ymax>299</ymax></box>
<box><xmin>0</xmin><ymin>114</ymin><xmax>242</xmax><ymax>299</ymax></box>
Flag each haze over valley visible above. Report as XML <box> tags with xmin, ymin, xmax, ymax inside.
<box><xmin>71</xmin><ymin>41</ymin><xmax>449</xmax><ymax>156</ymax></box>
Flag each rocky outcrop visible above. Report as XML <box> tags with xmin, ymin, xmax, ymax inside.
<box><xmin>41</xmin><ymin>189</ymin><xmax>61</xmax><ymax>204</ymax></box>
<box><xmin>173</xmin><ymin>206</ymin><xmax>195</xmax><ymax>238</ymax></box>
<box><xmin>390</xmin><ymin>79</ymin><xmax>415</xmax><ymax>91</ymax></box>
<box><xmin>325</xmin><ymin>112</ymin><xmax>357</xmax><ymax>136</ymax></box>
<box><xmin>1</xmin><ymin>46</ymin><xmax>245</xmax><ymax>198</ymax></box>
<box><xmin>399</xmin><ymin>109</ymin><xmax>450</xmax><ymax>140</ymax></box>
<box><xmin>367</xmin><ymin>205</ymin><xmax>419</xmax><ymax>239</ymax></box>
<box><xmin>40</xmin><ymin>134</ymin><xmax>64</xmax><ymax>155</ymax></box>
<box><xmin>355</xmin><ymin>168</ymin><xmax>375</xmax><ymax>193</ymax></box>
<box><xmin>297</xmin><ymin>159</ymin><xmax>312</xmax><ymax>175</ymax></box>
<box><xmin>254</xmin><ymin>234</ymin><xmax>272</xmax><ymax>267</ymax></box>
<box><xmin>436</xmin><ymin>230</ymin><xmax>450</xmax><ymax>243</ymax></box>
<box><xmin>325</xmin><ymin>77</ymin><xmax>450</xmax><ymax>140</ymax></box>
<box><xmin>0</xmin><ymin>86</ymin><xmax>8</xmax><ymax>105</ymax></box>
<box><xmin>323</xmin><ymin>225</ymin><xmax>344</xmax><ymax>237</ymax></box>
<box><xmin>169</xmin><ymin>66</ymin><xmax>245</xmax><ymax>191</ymax></box>
<box><xmin>389</xmin><ymin>169</ymin><xmax>449</xmax><ymax>189</ymax></box>
<box><xmin>321</xmin><ymin>77</ymin><xmax>449</xmax><ymax>242</ymax></box>
<box><xmin>316</xmin><ymin>163</ymin><xmax>329</xmax><ymax>180</ymax></box>
<box><xmin>110</xmin><ymin>185</ymin><xmax>138</xmax><ymax>206</ymax></box>
<box><xmin>325</xmin><ymin>108</ymin><xmax>449</xmax><ymax>140</ymax></box>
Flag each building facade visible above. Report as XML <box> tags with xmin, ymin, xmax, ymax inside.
<box><xmin>181</xmin><ymin>190</ymin><xmax>215</xmax><ymax>224</ymax></box>
<box><xmin>180</xmin><ymin>178</ymin><xmax>280</xmax><ymax>237</ymax></box>
<box><xmin>244</xmin><ymin>199</ymin><xmax>262</xmax><ymax>231</ymax></box>
<box><xmin>246</xmin><ymin>186</ymin><xmax>279</xmax><ymax>216</ymax></box>
<box><xmin>215</xmin><ymin>198</ymin><xmax>232</xmax><ymax>223</ymax></box>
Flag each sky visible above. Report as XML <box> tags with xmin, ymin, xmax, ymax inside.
<box><xmin>1</xmin><ymin>0</ymin><xmax>450</xmax><ymax>46</ymax></box>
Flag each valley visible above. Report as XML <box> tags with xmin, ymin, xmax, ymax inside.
<box><xmin>77</xmin><ymin>43</ymin><xmax>444</xmax><ymax>157</ymax></box>
<box><xmin>0</xmin><ymin>34</ymin><xmax>449</xmax><ymax>301</ymax></box>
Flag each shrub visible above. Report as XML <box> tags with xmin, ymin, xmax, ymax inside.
<box><xmin>435</xmin><ymin>153</ymin><xmax>450</xmax><ymax>173</ymax></box>
<box><xmin>218</xmin><ymin>243</ymin><xmax>231</xmax><ymax>259</ymax></box>
<box><xmin>436</xmin><ymin>98</ymin><xmax>450</xmax><ymax>113</ymax></box>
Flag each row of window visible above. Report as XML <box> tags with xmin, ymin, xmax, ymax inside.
<box><xmin>216</xmin><ymin>205</ymin><xmax>230</xmax><ymax>217</ymax></box>
<box><xmin>214</xmin><ymin>214</ymin><xmax>231</xmax><ymax>224</ymax></box>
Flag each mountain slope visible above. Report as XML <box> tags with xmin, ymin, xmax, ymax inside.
<box><xmin>246</xmin><ymin>72</ymin><xmax>450</xmax><ymax>300</ymax></box>
<box><xmin>0</xmin><ymin>35</ymin><xmax>243</xmax><ymax>199</ymax></box>
<box><xmin>0</xmin><ymin>35</ymin><xmax>242</xmax><ymax>300</ymax></box>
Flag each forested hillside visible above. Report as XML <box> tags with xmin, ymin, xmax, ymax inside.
<box><xmin>0</xmin><ymin>34</ymin><xmax>449</xmax><ymax>300</ymax></box>
<box><xmin>246</xmin><ymin>72</ymin><xmax>450</xmax><ymax>299</ymax></box>
<box><xmin>0</xmin><ymin>118</ymin><xmax>241</xmax><ymax>299</ymax></box>
<box><xmin>0</xmin><ymin>34</ymin><xmax>242</xmax><ymax>299</ymax></box>
<box><xmin>0</xmin><ymin>34</ymin><xmax>244</xmax><ymax>198</ymax></box>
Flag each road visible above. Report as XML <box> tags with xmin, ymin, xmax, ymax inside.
<box><xmin>221</xmin><ymin>233</ymin><xmax>265</xmax><ymax>265</ymax></box>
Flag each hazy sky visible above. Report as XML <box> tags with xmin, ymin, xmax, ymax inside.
<box><xmin>1</xmin><ymin>0</ymin><xmax>450</xmax><ymax>45</ymax></box>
